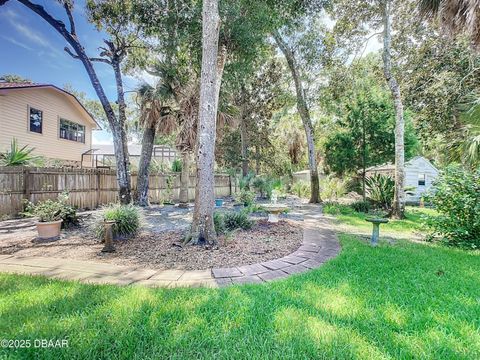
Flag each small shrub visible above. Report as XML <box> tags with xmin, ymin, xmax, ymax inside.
<box><xmin>350</xmin><ymin>200</ymin><xmax>371</xmax><ymax>213</ymax></box>
<box><xmin>243</xmin><ymin>203</ymin><xmax>266</xmax><ymax>214</ymax></box>
<box><xmin>239</xmin><ymin>172</ymin><xmax>255</xmax><ymax>190</ymax></box>
<box><xmin>252</xmin><ymin>176</ymin><xmax>272</xmax><ymax>198</ymax></box>
<box><xmin>322</xmin><ymin>202</ymin><xmax>354</xmax><ymax>216</ymax></box>
<box><xmin>425</xmin><ymin>165</ymin><xmax>480</xmax><ymax>249</ymax></box>
<box><xmin>224</xmin><ymin>211</ymin><xmax>253</xmax><ymax>231</ymax></box>
<box><xmin>93</xmin><ymin>204</ymin><xmax>142</xmax><ymax>239</ymax></box>
<box><xmin>291</xmin><ymin>180</ymin><xmax>311</xmax><ymax>199</ymax></box>
<box><xmin>320</xmin><ymin>175</ymin><xmax>347</xmax><ymax>201</ymax></box>
<box><xmin>171</xmin><ymin>159</ymin><xmax>182</xmax><ymax>172</ymax></box>
<box><xmin>235</xmin><ymin>189</ymin><xmax>256</xmax><ymax>206</ymax></box>
<box><xmin>213</xmin><ymin>211</ymin><xmax>225</xmax><ymax>235</ymax></box>
<box><xmin>365</xmin><ymin>174</ymin><xmax>394</xmax><ymax>210</ymax></box>
<box><xmin>149</xmin><ymin>159</ymin><xmax>168</xmax><ymax>173</ymax></box>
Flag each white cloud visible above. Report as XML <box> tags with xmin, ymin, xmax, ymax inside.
<box><xmin>2</xmin><ymin>9</ymin><xmax>65</xmax><ymax>58</ymax></box>
<box><xmin>14</xmin><ymin>22</ymin><xmax>66</xmax><ymax>59</ymax></box>
<box><xmin>0</xmin><ymin>35</ymin><xmax>34</xmax><ymax>51</ymax></box>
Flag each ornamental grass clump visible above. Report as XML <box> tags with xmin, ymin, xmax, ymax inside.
<box><xmin>93</xmin><ymin>204</ymin><xmax>142</xmax><ymax>240</ymax></box>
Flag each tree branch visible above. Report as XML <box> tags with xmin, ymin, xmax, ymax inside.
<box><xmin>17</xmin><ymin>0</ymin><xmax>68</xmax><ymax>38</ymax></box>
<box><xmin>63</xmin><ymin>1</ymin><xmax>76</xmax><ymax>36</ymax></box>
<box><xmin>64</xmin><ymin>47</ymin><xmax>112</xmax><ymax>64</ymax></box>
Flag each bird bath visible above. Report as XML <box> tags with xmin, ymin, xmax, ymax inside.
<box><xmin>263</xmin><ymin>204</ymin><xmax>288</xmax><ymax>223</ymax></box>
<box><xmin>365</xmin><ymin>218</ymin><xmax>389</xmax><ymax>246</ymax></box>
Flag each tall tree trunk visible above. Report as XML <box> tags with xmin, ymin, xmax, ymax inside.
<box><xmin>14</xmin><ymin>0</ymin><xmax>132</xmax><ymax>204</ymax></box>
<box><xmin>240</xmin><ymin>119</ymin><xmax>249</xmax><ymax>177</ymax></box>
<box><xmin>188</xmin><ymin>0</ymin><xmax>220</xmax><ymax>245</ymax></box>
<box><xmin>216</xmin><ymin>43</ymin><xmax>227</xmax><ymax>106</ymax></box>
<box><xmin>112</xmin><ymin>59</ymin><xmax>132</xmax><ymax>204</ymax></box>
<box><xmin>382</xmin><ymin>0</ymin><xmax>405</xmax><ymax>219</ymax></box>
<box><xmin>238</xmin><ymin>85</ymin><xmax>249</xmax><ymax>177</ymax></box>
<box><xmin>273</xmin><ymin>31</ymin><xmax>321</xmax><ymax>203</ymax></box>
<box><xmin>135</xmin><ymin>124</ymin><xmax>156</xmax><ymax>207</ymax></box>
<box><xmin>255</xmin><ymin>144</ymin><xmax>260</xmax><ymax>174</ymax></box>
<box><xmin>179</xmin><ymin>151</ymin><xmax>191</xmax><ymax>206</ymax></box>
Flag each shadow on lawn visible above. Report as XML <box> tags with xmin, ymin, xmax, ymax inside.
<box><xmin>0</xmin><ymin>236</ymin><xmax>479</xmax><ymax>359</ymax></box>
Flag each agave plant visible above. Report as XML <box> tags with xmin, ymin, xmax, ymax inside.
<box><xmin>0</xmin><ymin>139</ymin><xmax>38</xmax><ymax>166</ymax></box>
<box><xmin>365</xmin><ymin>174</ymin><xmax>395</xmax><ymax>210</ymax></box>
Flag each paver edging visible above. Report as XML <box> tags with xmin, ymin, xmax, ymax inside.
<box><xmin>0</xmin><ymin>210</ymin><xmax>340</xmax><ymax>288</ymax></box>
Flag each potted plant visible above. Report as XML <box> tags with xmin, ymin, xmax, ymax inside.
<box><xmin>31</xmin><ymin>199</ymin><xmax>66</xmax><ymax>239</ymax></box>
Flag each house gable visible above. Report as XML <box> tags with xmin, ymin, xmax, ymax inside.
<box><xmin>0</xmin><ymin>85</ymin><xmax>96</xmax><ymax>164</ymax></box>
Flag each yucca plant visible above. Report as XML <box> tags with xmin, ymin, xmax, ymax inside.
<box><xmin>1</xmin><ymin>139</ymin><xmax>38</xmax><ymax>166</ymax></box>
<box><xmin>365</xmin><ymin>174</ymin><xmax>395</xmax><ymax>210</ymax></box>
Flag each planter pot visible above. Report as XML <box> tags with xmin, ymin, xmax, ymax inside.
<box><xmin>215</xmin><ymin>199</ymin><xmax>224</xmax><ymax>207</ymax></box>
<box><xmin>36</xmin><ymin>220</ymin><xmax>62</xmax><ymax>240</ymax></box>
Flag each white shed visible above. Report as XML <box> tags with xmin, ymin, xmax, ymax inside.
<box><xmin>365</xmin><ymin>156</ymin><xmax>439</xmax><ymax>203</ymax></box>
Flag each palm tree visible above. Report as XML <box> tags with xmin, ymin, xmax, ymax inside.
<box><xmin>419</xmin><ymin>1</ymin><xmax>480</xmax><ymax>167</ymax></box>
<box><xmin>135</xmin><ymin>82</ymin><xmax>176</xmax><ymax>206</ymax></box>
<box><xmin>419</xmin><ymin>0</ymin><xmax>480</xmax><ymax>46</ymax></box>
<box><xmin>139</xmin><ymin>59</ymin><xmax>234</xmax><ymax>210</ymax></box>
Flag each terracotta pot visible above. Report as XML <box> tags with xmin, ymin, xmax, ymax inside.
<box><xmin>36</xmin><ymin>220</ymin><xmax>63</xmax><ymax>239</ymax></box>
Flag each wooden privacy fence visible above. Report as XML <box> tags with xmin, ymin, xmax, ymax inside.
<box><xmin>0</xmin><ymin>166</ymin><xmax>237</xmax><ymax>216</ymax></box>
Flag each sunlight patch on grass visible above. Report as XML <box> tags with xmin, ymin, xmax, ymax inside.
<box><xmin>382</xmin><ymin>303</ymin><xmax>408</xmax><ymax>328</ymax></box>
<box><xmin>173</xmin><ymin>315</ymin><xmax>207</xmax><ymax>338</ymax></box>
<box><xmin>274</xmin><ymin>307</ymin><xmax>389</xmax><ymax>359</ymax></box>
<box><xmin>298</xmin><ymin>283</ymin><xmax>364</xmax><ymax>319</ymax></box>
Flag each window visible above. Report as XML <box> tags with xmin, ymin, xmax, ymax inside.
<box><xmin>59</xmin><ymin>118</ymin><xmax>85</xmax><ymax>143</ymax></box>
<box><xmin>29</xmin><ymin>107</ymin><xmax>42</xmax><ymax>133</ymax></box>
<box><xmin>418</xmin><ymin>173</ymin><xmax>426</xmax><ymax>186</ymax></box>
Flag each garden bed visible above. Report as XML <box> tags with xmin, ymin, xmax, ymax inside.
<box><xmin>0</xmin><ymin>215</ymin><xmax>303</xmax><ymax>270</ymax></box>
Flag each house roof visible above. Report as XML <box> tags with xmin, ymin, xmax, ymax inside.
<box><xmin>365</xmin><ymin>156</ymin><xmax>438</xmax><ymax>172</ymax></box>
<box><xmin>0</xmin><ymin>82</ymin><xmax>101</xmax><ymax>129</ymax></box>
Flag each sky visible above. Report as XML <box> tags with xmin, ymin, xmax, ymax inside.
<box><xmin>0</xmin><ymin>0</ymin><xmax>142</xmax><ymax>144</ymax></box>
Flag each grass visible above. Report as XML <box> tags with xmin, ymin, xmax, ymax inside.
<box><xmin>325</xmin><ymin>205</ymin><xmax>438</xmax><ymax>237</ymax></box>
<box><xmin>1</xmin><ymin>232</ymin><xmax>479</xmax><ymax>359</ymax></box>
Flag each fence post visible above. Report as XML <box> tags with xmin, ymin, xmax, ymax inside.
<box><xmin>96</xmin><ymin>170</ymin><xmax>101</xmax><ymax>209</ymax></box>
<box><xmin>23</xmin><ymin>167</ymin><xmax>31</xmax><ymax>203</ymax></box>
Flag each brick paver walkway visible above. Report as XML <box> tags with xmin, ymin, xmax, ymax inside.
<box><xmin>0</xmin><ymin>206</ymin><xmax>340</xmax><ymax>288</ymax></box>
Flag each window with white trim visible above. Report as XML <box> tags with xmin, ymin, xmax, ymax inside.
<box><xmin>59</xmin><ymin>118</ymin><xmax>85</xmax><ymax>143</ymax></box>
<box><xmin>29</xmin><ymin>107</ymin><xmax>43</xmax><ymax>133</ymax></box>
<box><xmin>418</xmin><ymin>173</ymin><xmax>426</xmax><ymax>186</ymax></box>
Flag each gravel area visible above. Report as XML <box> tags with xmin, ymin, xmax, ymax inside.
<box><xmin>0</xmin><ymin>204</ymin><xmax>304</xmax><ymax>270</ymax></box>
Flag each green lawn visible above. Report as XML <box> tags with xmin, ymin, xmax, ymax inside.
<box><xmin>325</xmin><ymin>205</ymin><xmax>438</xmax><ymax>237</ymax></box>
<box><xmin>1</xmin><ymin>227</ymin><xmax>479</xmax><ymax>359</ymax></box>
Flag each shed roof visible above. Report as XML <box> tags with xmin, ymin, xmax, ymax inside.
<box><xmin>365</xmin><ymin>156</ymin><xmax>438</xmax><ymax>172</ymax></box>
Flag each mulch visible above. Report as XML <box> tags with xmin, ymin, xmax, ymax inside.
<box><xmin>0</xmin><ymin>219</ymin><xmax>303</xmax><ymax>270</ymax></box>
